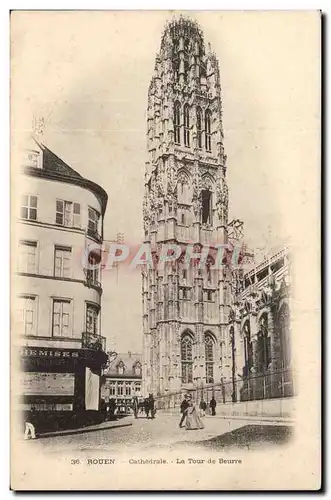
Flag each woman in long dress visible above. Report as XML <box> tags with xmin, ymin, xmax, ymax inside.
<box><xmin>185</xmin><ymin>401</ymin><xmax>204</xmax><ymax>430</ymax></box>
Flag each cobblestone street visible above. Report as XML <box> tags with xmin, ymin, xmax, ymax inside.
<box><xmin>22</xmin><ymin>413</ymin><xmax>294</xmax><ymax>457</ymax></box>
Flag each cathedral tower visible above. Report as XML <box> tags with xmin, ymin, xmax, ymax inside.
<box><xmin>142</xmin><ymin>17</ymin><xmax>231</xmax><ymax>403</ymax></box>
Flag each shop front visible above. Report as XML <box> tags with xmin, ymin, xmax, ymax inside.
<box><xmin>18</xmin><ymin>346</ymin><xmax>108</xmax><ymax>433</ymax></box>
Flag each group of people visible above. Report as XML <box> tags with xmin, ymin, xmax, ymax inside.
<box><xmin>199</xmin><ymin>396</ymin><xmax>217</xmax><ymax>416</ymax></box>
<box><xmin>132</xmin><ymin>394</ymin><xmax>156</xmax><ymax>419</ymax></box>
<box><xmin>179</xmin><ymin>395</ymin><xmax>217</xmax><ymax>430</ymax></box>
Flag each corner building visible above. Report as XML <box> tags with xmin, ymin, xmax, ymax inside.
<box><xmin>12</xmin><ymin>136</ymin><xmax>108</xmax><ymax>429</ymax></box>
<box><xmin>142</xmin><ymin>18</ymin><xmax>231</xmax><ymax>403</ymax></box>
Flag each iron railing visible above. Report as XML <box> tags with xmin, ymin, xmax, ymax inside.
<box><xmin>82</xmin><ymin>331</ymin><xmax>106</xmax><ymax>352</ymax></box>
<box><xmin>153</xmin><ymin>368</ymin><xmax>294</xmax><ymax>409</ymax></box>
<box><xmin>86</xmin><ymin>227</ymin><xmax>102</xmax><ymax>242</ymax></box>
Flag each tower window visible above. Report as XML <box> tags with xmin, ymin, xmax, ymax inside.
<box><xmin>205</xmin><ymin>334</ymin><xmax>214</xmax><ymax>383</ymax></box>
<box><xmin>174</xmin><ymin>101</ymin><xmax>181</xmax><ymax>145</ymax></box>
<box><xmin>197</xmin><ymin>107</ymin><xmax>202</xmax><ymax>149</ymax></box>
<box><xmin>201</xmin><ymin>189</ymin><xmax>212</xmax><ymax>225</ymax></box>
<box><xmin>183</xmin><ymin>104</ymin><xmax>190</xmax><ymax>147</ymax></box>
<box><xmin>181</xmin><ymin>212</ymin><xmax>185</xmax><ymax>224</ymax></box>
<box><xmin>205</xmin><ymin>109</ymin><xmax>212</xmax><ymax>152</ymax></box>
<box><xmin>181</xmin><ymin>334</ymin><xmax>193</xmax><ymax>383</ymax></box>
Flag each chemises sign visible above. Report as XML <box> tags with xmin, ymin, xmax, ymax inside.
<box><xmin>20</xmin><ymin>348</ymin><xmax>80</xmax><ymax>359</ymax></box>
<box><xmin>21</xmin><ymin>372</ymin><xmax>75</xmax><ymax>396</ymax></box>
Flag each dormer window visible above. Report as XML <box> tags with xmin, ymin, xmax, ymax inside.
<box><xmin>134</xmin><ymin>362</ymin><xmax>142</xmax><ymax>376</ymax></box>
<box><xmin>117</xmin><ymin>361</ymin><xmax>125</xmax><ymax>375</ymax></box>
<box><xmin>25</xmin><ymin>149</ymin><xmax>42</xmax><ymax>169</ymax></box>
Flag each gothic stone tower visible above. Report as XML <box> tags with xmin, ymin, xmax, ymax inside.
<box><xmin>142</xmin><ymin>17</ymin><xmax>231</xmax><ymax>403</ymax></box>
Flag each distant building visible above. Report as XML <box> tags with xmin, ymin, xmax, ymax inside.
<box><xmin>101</xmin><ymin>352</ymin><xmax>142</xmax><ymax>408</ymax></box>
<box><xmin>12</xmin><ymin>135</ymin><xmax>108</xmax><ymax>427</ymax></box>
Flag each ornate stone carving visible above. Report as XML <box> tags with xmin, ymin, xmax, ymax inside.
<box><xmin>216</xmin><ymin>169</ymin><xmax>228</xmax><ymax>226</ymax></box>
<box><xmin>191</xmin><ymin>160</ymin><xmax>201</xmax><ymax>219</ymax></box>
<box><xmin>142</xmin><ymin>193</ymin><xmax>149</xmax><ymax>232</ymax></box>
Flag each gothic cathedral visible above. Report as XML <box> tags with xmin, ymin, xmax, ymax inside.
<box><xmin>142</xmin><ymin>18</ymin><xmax>232</xmax><ymax>403</ymax></box>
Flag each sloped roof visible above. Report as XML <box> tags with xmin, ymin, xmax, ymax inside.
<box><xmin>36</xmin><ymin>139</ymin><xmax>83</xmax><ymax>179</ymax></box>
<box><xmin>104</xmin><ymin>352</ymin><xmax>142</xmax><ymax>378</ymax></box>
<box><xmin>23</xmin><ymin>136</ymin><xmax>108</xmax><ymax>214</ymax></box>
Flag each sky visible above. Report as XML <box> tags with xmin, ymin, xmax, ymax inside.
<box><xmin>12</xmin><ymin>11</ymin><xmax>320</xmax><ymax>353</ymax></box>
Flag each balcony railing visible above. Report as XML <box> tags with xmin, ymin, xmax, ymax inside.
<box><xmin>86</xmin><ymin>227</ymin><xmax>102</xmax><ymax>242</ymax></box>
<box><xmin>82</xmin><ymin>331</ymin><xmax>106</xmax><ymax>352</ymax></box>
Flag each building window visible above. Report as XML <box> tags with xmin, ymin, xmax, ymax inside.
<box><xmin>88</xmin><ymin>207</ymin><xmax>100</xmax><ymax>237</ymax></box>
<box><xmin>18</xmin><ymin>240</ymin><xmax>37</xmax><ymax>274</ymax></box>
<box><xmin>117</xmin><ymin>361</ymin><xmax>125</xmax><ymax>375</ymax></box>
<box><xmin>17</xmin><ymin>295</ymin><xmax>36</xmax><ymax>335</ymax></box>
<box><xmin>181</xmin><ymin>212</ymin><xmax>185</xmax><ymax>224</ymax></box>
<box><xmin>86</xmin><ymin>252</ymin><xmax>100</xmax><ymax>285</ymax></box>
<box><xmin>52</xmin><ymin>299</ymin><xmax>71</xmax><ymax>337</ymax></box>
<box><xmin>86</xmin><ymin>303</ymin><xmax>99</xmax><ymax>335</ymax></box>
<box><xmin>257</xmin><ymin>314</ymin><xmax>271</xmax><ymax>373</ymax></box>
<box><xmin>207</xmin><ymin>290</ymin><xmax>213</xmax><ymax>301</ymax></box>
<box><xmin>54</xmin><ymin>246</ymin><xmax>71</xmax><ymax>278</ymax></box>
<box><xmin>201</xmin><ymin>189</ymin><xmax>212</xmax><ymax>224</ymax></box>
<box><xmin>205</xmin><ymin>334</ymin><xmax>214</xmax><ymax>383</ymax></box>
<box><xmin>181</xmin><ymin>334</ymin><xmax>193</xmax><ymax>383</ymax></box>
<box><xmin>182</xmin><ymin>269</ymin><xmax>187</xmax><ymax>284</ymax></box>
<box><xmin>197</xmin><ymin>107</ymin><xmax>202</xmax><ymax>149</ymax></box>
<box><xmin>134</xmin><ymin>362</ymin><xmax>142</xmax><ymax>376</ymax></box>
<box><xmin>20</xmin><ymin>195</ymin><xmax>37</xmax><ymax>221</ymax></box>
<box><xmin>279</xmin><ymin>305</ymin><xmax>291</xmax><ymax>369</ymax></box>
<box><xmin>135</xmin><ymin>383</ymin><xmax>141</xmax><ymax>394</ymax></box>
<box><xmin>183</xmin><ymin>104</ymin><xmax>190</xmax><ymax>147</ymax></box>
<box><xmin>117</xmin><ymin>382</ymin><xmax>124</xmax><ymax>396</ymax></box>
<box><xmin>56</xmin><ymin>200</ymin><xmax>80</xmax><ymax>227</ymax></box>
<box><xmin>243</xmin><ymin>322</ymin><xmax>253</xmax><ymax>377</ymax></box>
<box><xmin>25</xmin><ymin>150</ymin><xmax>41</xmax><ymax>168</ymax></box>
<box><xmin>174</xmin><ymin>101</ymin><xmax>181</xmax><ymax>145</ymax></box>
<box><xmin>109</xmin><ymin>383</ymin><xmax>116</xmax><ymax>396</ymax></box>
<box><xmin>207</xmin><ymin>263</ymin><xmax>212</xmax><ymax>284</ymax></box>
<box><xmin>125</xmin><ymin>383</ymin><xmax>132</xmax><ymax>396</ymax></box>
<box><xmin>205</xmin><ymin>109</ymin><xmax>212</xmax><ymax>152</ymax></box>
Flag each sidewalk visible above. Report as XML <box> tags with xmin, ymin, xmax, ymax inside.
<box><xmin>33</xmin><ymin>417</ymin><xmax>133</xmax><ymax>440</ymax></box>
<box><xmin>159</xmin><ymin>411</ymin><xmax>295</xmax><ymax>425</ymax></box>
<box><xmin>204</xmin><ymin>414</ymin><xmax>295</xmax><ymax>425</ymax></box>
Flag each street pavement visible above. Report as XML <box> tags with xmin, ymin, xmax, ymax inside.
<box><xmin>21</xmin><ymin>413</ymin><xmax>294</xmax><ymax>456</ymax></box>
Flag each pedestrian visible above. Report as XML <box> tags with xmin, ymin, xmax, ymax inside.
<box><xmin>24</xmin><ymin>407</ymin><xmax>37</xmax><ymax>440</ymax></box>
<box><xmin>148</xmin><ymin>393</ymin><xmax>156</xmax><ymax>419</ymax></box>
<box><xmin>210</xmin><ymin>396</ymin><xmax>217</xmax><ymax>416</ymax></box>
<box><xmin>199</xmin><ymin>398</ymin><xmax>207</xmax><ymax>417</ymax></box>
<box><xmin>179</xmin><ymin>394</ymin><xmax>190</xmax><ymax>428</ymax></box>
<box><xmin>132</xmin><ymin>396</ymin><xmax>139</xmax><ymax>419</ymax></box>
<box><xmin>185</xmin><ymin>399</ymin><xmax>204</xmax><ymax>430</ymax></box>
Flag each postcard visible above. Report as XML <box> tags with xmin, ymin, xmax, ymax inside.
<box><xmin>10</xmin><ymin>10</ymin><xmax>321</xmax><ymax>490</ymax></box>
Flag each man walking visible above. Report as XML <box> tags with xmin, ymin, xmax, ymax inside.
<box><xmin>210</xmin><ymin>396</ymin><xmax>217</xmax><ymax>416</ymax></box>
<box><xmin>179</xmin><ymin>394</ymin><xmax>190</xmax><ymax>428</ymax></box>
<box><xmin>199</xmin><ymin>398</ymin><xmax>207</xmax><ymax>417</ymax></box>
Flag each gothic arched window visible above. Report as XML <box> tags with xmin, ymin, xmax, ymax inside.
<box><xmin>279</xmin><ymin>304</ymin><xmax>291</xmax><ymax>369</ymax></box>
<box><xmin>258</xmin><ymin>313</ymin><xmax>271</xmax><ymax>373</ymax></box>
<box><xmin>183</xmin><ymin>104</ymin><xmax>190</xmax><ymax>147</ymax></box>
<box><xmin>181</xmin><ymin>333</ymin><xmax>193</xmax><ymax>383</ymax></box>
<box><xmin>243</xmin><ymin>321</ymin><xmax>252</xmax><ymax>377</ymax></box>
<box><xmin>174</xmin><ymin>101</ymin><xmax>181</xmax><ymax>145</ymax></box>
<box><xmin>205</xmin><ymin>334</ymin><xmax>214</xmax><ymax>383</ymax></box>
<box><xmin>196</xmin><ymin>107</ymin><xmax>202</xmax><ymax>149</ymax></box>
<box><xmin>205</xmin><ymin>109</ymin><xmax>212</xmax><ymax>152</ymax></box>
